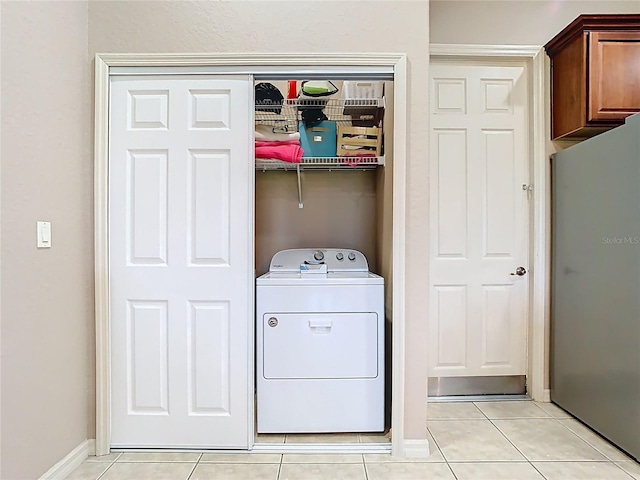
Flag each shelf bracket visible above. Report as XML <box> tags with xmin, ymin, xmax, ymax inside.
<box><xmin>296</xmin><ymin>164</ymin><xmax>303</xmax><ymax>209</ymax></box>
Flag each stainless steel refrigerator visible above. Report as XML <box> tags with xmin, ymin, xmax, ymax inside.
<box><xmin>552</xmin><ymin>112</ymin><xmax>640</xmax><ymax>461</ymax></box>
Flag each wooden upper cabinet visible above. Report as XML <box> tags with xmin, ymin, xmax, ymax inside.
<box><xmin>545</xmin><ymin>15</ymin><xmax>640</xmax><ymax>140</ymax></box>
<box><xmin>588</xmin><ymin>31</ymin><xmax>640</xmax><ymax>122</ymax></box>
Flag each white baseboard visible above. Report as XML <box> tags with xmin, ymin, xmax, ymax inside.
<box><xmin>39</xmin><ymin>439</ymin><xmax>94</xmax><ymax>480</ymax></box>
<box><xmin>402</xmin><ymin>439</ymin><xmax>430</xmax><ymax>457</ymax></box>
<box><xmin>87</xmin><ymin>439</ymin><xmax>97</xmax><ymax>456</ymax></box>
<box><xmin>543</xmin><ymin>389</ymin><xmax>551</xmax><ymax>402</ymax></box>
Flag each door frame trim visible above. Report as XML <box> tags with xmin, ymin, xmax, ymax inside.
<box><xmin>94</xmin><ymin>53</ymin><xmax>408</xmax><ymax>456</ymax></box>
<box><xmin>429</xmin><ymin>44</ymin><xmax>548</xmax><ymax>402</ymax></box>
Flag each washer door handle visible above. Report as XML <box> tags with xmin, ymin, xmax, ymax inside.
<box><xmin>309</xmin><ymin>320</ymin><xmax>332</xmax><ymax>333</ymax></box>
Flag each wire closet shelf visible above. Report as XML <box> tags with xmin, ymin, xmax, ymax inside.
<box><xmin>255</xmin><ymin>97</ymin><xmax>385</xmax><ymax>171</ymax></box>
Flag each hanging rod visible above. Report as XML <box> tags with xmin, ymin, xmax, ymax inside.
<box><xmin>296</xmin><ymin>165</ymin><xmax>303</xmax><ymax>209</ymax></box>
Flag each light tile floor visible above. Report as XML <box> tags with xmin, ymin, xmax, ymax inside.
<box><xmin>67</xmin><ymin>401</ymin><xmax>640</xmax><ymax>480</ymax></box>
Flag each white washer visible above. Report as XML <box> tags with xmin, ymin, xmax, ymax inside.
<box><xmin>256</xmin><ymin>248</ymin><xmax>384</xmax><ymax>433</ymax></box>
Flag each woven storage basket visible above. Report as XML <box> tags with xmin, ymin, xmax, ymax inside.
<box><xmin>337</xmin><ymin>125</ymin><xmax>382</xmax><ymax>156</ymax></box>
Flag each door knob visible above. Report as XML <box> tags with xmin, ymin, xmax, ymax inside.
<box><xmin>510</xmin><ymin>266</ymin><xmax>527</xmax><ymax>276</ymax></box>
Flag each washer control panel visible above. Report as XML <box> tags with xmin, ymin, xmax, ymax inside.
<box><xmin>269</xmin><ymin>248</ymin><xmax>369</xmax><ymax>272</ymax></box>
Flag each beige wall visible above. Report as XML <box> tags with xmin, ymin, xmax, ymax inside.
<box><xmin>256</xmin><ymin>172</ymin><xmax>379</xmax><ymax>276</ymax></box>
<box><xmin>0</xmin><ymin>2</ymin><xmax>93</xmax><ymax>479</ymax></box>
<box><xmin>430</xmin><ymin>0</ymin><xmax>640</xmax><ymax>45</ymax></box>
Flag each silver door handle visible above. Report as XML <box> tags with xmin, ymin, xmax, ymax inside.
<box><xmin>510</xmin><ymin>266</ymin><xmax>527</xmax><ymax>276</ymax></box>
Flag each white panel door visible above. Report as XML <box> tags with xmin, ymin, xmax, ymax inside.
<box><xmin>429</xmin><ymin>63</ymin><xmax>529</xmax><ymax>377</ymax></box>
<box><xmin>109</xmin><ymin>75</ymin><xmax>252</xmax><ymax>448</ymax></box>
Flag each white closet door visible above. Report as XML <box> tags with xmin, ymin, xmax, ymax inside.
<box><xmin>109</xmin><ymin>75</ymin><xmax>252</xmax><ymax>448</ymax></box>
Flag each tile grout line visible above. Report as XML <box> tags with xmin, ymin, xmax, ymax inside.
<box><xmin>90</xmin><ymin>452</ymin><xmax>122</xmax><ymax>479</ymax></box>
<box><xmin>362</xmin><ymin>453</ymin><xmax>369</xmax><ymax>480</ymax></box>
<box><xmin>94</xmin><ymin>460</ymin><xmax>116</xmax><ymax>480</ymax></box>
<box><xmin>428</xmin><ymin>422</ymin><xmax>464</xmax><ymax>480</ymax></box>
<box><xmin>185</xmin><ymin>460</ymin><xmax>199</xmax><ymax>480</ymax></box>
<box><xmin>530</xmin><ymin>401</ymin><xmax>557</xmax><ymax>417</ymax></box>
<box><xmin>551</xmin><ymin>417</ymin><xmax>624</xmax><ymax>462</ymax></box>
<box><xmin>489</xmin><ymin>416</ymin><xmax>555</xmax><ymax>479</ymax></box>
<box><xmin>483</xmin><ymin>414</ymin><xmax>545</xmax><ymax>475</ymax></box>
<box><xmin>486</xmin><ymin>414</ymin><xmax>624</xmax><ymax>478</ymax></box>
<box><xmin>433</xmin><ymin>403</ymin><xmax>539</xmax><ymax>464</ymax></box>
<box><xmin>610</xmin><ymin>461</ymin><xmax>638</xmax><ymax>480</ymax></box>
<box><xmin>553</xmin><ymin>416</ymin><xmax>632</xmax><ymax>462</ymax></box>
<box><xmin>446</xmin><ymin>461</ymin><xmax>460</xmax><ymax>480</ymax></box>
<box><xmin>426</xmin><ymin>425</ymin><xmax>445</xmax><ymax>460</ymax></box>
<box><xmin>528</xmin><ymin>459</ymin><xmax>549</xmax><ymax>479</ymax></box>
<box><xmin>471</xmin><ymin>401</ymin><xmax>492</xmax><ymax>421</ymax></box>
<box><xmin>427</xmin><ymin>421</ymin><xmax>459</xmax><ymax>479</ymax></box>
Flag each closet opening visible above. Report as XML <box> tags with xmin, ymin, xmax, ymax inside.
<box><xmin>253</xmin><ymin>78</ymin><xmax>394</xmax><ymax>450</ymax></box>
<box><xmin>95</xmin><ymin>54</ymin><xmax>409</xmax><ymax>456</ymax></box>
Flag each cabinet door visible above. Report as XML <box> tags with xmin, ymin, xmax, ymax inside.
<box><xmin>588</xmin><ymin>31</ymin><xmax>640</xmax><ymax>123</ymax></box>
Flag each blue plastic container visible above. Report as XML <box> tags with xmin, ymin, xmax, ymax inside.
<box><xmin>299</xmin><ymin>121</ymin><xmax>337</xmax><ymax>157</ymax></box>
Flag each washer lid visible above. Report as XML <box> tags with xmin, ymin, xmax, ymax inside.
<box><xmin>256</xmin><ymin>271</ymin><xmax>383</xmax><ymax>286</ymax></box>
<box><xmin>268</xmin><ymin>248</ymin><xmax>369</xmax><ymax>273</ymax></box>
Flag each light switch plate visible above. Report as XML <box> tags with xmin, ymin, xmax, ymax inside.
<box><xmin>37</xmin><ymin>221</ymin><xmax>51</xmax><ymax>248</ymax></box>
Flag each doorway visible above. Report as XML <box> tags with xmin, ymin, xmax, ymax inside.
<box><xmin>94</xmin><ymin>53</ymin><xmax>410</xmax><ymax>456</ymax></box>
<box><xmin>427</xmin><ymin>48</ymin><xmax>547</xmax><ymax>399</ymax></box>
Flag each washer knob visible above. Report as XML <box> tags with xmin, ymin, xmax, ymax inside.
<box><xmin>314</xmin><ymin>250</ymin><xmax>324</xmax><ymax>261</ymax></box>
<box><xmin>348</xmin><ymin>252</ymin><xmax>356</xmax><ymax>261</ymax></box>
<box><xmin>336</xmin><ymin>252</ymin><xmax>344</xmax><ymax>261</ymax></box>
